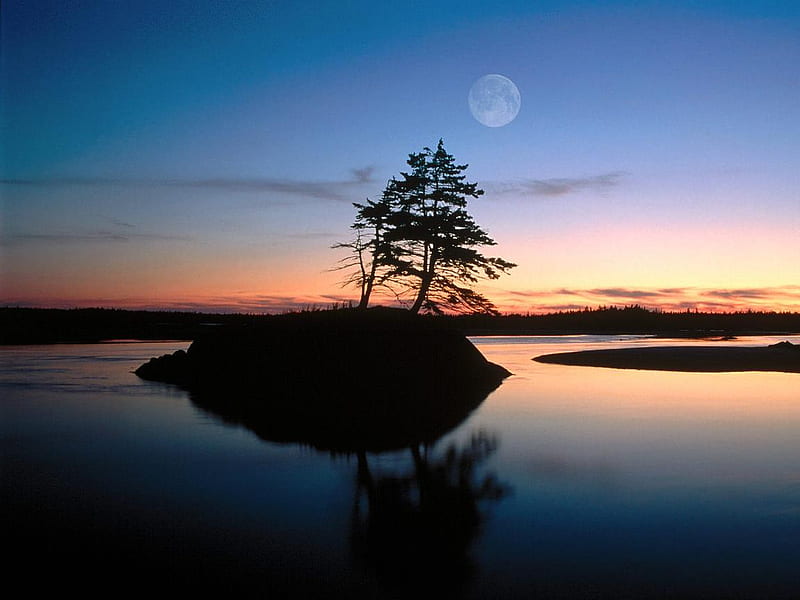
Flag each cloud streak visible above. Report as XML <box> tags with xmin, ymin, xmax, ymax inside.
<box><xmin>5</xmin><ymin>231</ymin><xmax>192</xmax><ymax>246</ymax></box>
<box><xmin>2</xmin><ymin>293</ymin><xmax>356</xmax><ymax>314</ymax></box>
<box><xmin>486</xmin><ymin>171</ymin><xmax>626</xmax><ymax>198</ymax></box>
<box><xmin>7</xmin><ymin>286</ymin><xmax>799</xmax><ymax>315</ymax></box>
<box><xmin>495</xmin><ymin>285</ymin><xmax>800</xmax><ymax>313</ymax></box>
<box><xmin>1</xmin><ymin>166</ymin><xmax>378</xmax><ymax>203</ymax></box>
<box><xmin>3</xmin><ymin>168</ymin><xmax>621</xmax><ymax>205</ymax></box>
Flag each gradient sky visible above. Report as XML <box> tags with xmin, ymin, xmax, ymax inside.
<box><xmin>2</xmin><ymin>0</ymin><xmax>799</xmax><ymax>313</ymax></box>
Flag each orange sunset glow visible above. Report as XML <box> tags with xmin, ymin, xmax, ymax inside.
<box><xmin>2</xmin><ymin>2</ymin><xmax>798</xmax><ymax>314</ymax></box>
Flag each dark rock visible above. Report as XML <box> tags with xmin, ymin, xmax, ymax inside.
<box><xmin>769</xmin><ymin>340</ymin><xmax>798</xmax><ymax>351</ymax></box>
<box><xmin>135</xmin><ymin>349</ymin><xmax>189</xmax><ymax>384</ymax></box>
<box><xmin>135</xmin><ymin>309</ymin><xmax>511</xmax><ymax>451</ymax></box>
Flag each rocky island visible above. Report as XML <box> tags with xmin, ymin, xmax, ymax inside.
<box><xmin>136</xmin><ymin>308</ymin><xmax>510</xmax><ymax>451</ymax></box>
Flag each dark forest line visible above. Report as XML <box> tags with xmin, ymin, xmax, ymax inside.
<box><xmin>2</xmin><ymin>305</ymin><xmax>799</xmax><ymax>345</ymax></box>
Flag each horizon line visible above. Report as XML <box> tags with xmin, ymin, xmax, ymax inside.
<box><xmin>3</xmin><ymin>302</ymin><xmax>800</xmax><ymax>317</ymax></box>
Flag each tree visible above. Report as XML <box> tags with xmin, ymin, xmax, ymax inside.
<box><xmin>331</xmin><ymin>189</ymin><xmax>397</xmax><ymax>309</ymax></box>
<box><xmin>334</xmin><ymin>140</ymin><xmax>515</xmax><ymax>314</ymax></box>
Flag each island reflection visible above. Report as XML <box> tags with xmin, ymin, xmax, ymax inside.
<box><xmin>189</xmin><ymin>385</ymin><xmax>508</xmax><ymax>594</ymax></box>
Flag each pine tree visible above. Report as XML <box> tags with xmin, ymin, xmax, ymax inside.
<box><xmin>386</xmin><ymin>139</ymin><xmax>515</xmax><ymax>314</ymax></box>
<box><xmin>334</xmin><ymin>140</ymin><xmax>515</xmax><ymax>314</ymax></box>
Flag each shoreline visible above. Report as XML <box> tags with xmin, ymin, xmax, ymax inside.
<box><xmin>2</xmin><ymin>306</ymin><xmax>799</xmax><ymax>345</ymax></box>
<box><xmin>4</xmin><ymin>333</ymin><xmax>800</xmax><ymax>347</ymax></box>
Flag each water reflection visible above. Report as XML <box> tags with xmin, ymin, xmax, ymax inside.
<box><xmin>351</xmin><ymin>432</ymin><xmax>508</xmax><ymax>595</ymax></box>
<box><xmin>188</xmin><ymin>384</ymin><xmax>509</xmax><ymax>594</ymax></box>
<box><xmin>7</xmin><ymin>340</ymin><xmax>798</xmax><ymax>597</ymax></box>
<box><xmin>187</xmin><ymin>378</ymin><xmax>501</xmax><ymax>453</ymax></box>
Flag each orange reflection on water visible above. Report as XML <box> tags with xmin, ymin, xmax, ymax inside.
<box><xmin>470</xmin><ymin>336</ymin><xmax>800</xmax><ymax>490</ymax></box>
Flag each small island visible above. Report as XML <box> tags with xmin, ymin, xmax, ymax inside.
<box><xmin>136</xmin><ymin>308</ymin><xmax>510</xmax><ymax>452</ymax></box>
<box><xmin>534</xmin><ymin>341</ymin><xmax>800</xmax><ymax>373</ymax></box>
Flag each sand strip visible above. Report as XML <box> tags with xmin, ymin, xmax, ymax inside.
<box><xmin>533</xmin><ymin>343</ymin><xmax>800</xmax><ymax>373</ymax></box>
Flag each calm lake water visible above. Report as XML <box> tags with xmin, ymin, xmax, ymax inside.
<box><xmin>2</xmin><ymin>336</ymin><xmax>799</xmax><ymax>598</ymax></box>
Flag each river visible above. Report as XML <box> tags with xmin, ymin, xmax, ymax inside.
<box><xmin>2</xmin><ymin>336</ymin><xmax>798</xmax><ymax>597</ymax></box>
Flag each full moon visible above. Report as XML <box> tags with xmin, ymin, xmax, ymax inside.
<box><xmin>468</xmin><ymin>74</ymin><xmax>521</xmax><ymax>127</ymax></box>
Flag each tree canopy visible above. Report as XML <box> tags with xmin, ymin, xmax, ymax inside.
<box><xmin>334</xmin><ymin>140</ymin><xmax>515</xmax><ymax>314</ymax></box>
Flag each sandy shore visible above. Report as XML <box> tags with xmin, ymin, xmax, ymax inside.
<box><xmin>533</xmin><ymin>342</ymin><xmax>800</xmax><ymax>373</ymax></box>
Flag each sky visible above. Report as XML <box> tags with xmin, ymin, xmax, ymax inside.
<box><xmin>2</xmin><ymin>0</ymin><xmax>799</xmax><ymax>314</ymax></box>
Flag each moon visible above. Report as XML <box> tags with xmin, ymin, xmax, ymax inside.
<box><xmin>468</xmin><ymin>74</ymin><xmax>521</xmax><ymax>127</ymax></box>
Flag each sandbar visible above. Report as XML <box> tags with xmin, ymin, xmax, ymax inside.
<box><xmin>533</xmin><ymin>342</ymin><xmax>800</xmax><ymax>373</ymax></box>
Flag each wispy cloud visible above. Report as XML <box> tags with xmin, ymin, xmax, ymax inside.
<box><xmin>107</xmin><ymin>218</ymin><xmax>135</xmax><ymax>229</ymax></box>
<box><xmin>152</xmin><ymin>292</ymin><xmax>358</xmax><ymax>314</ymax></box>
<box><xmin>4</xmin><ymin>168</ymin><xmax>619</xmax><ymax>203</ymax></box>
<box><xmin>586</xmin><ymin>287</ymin><xmax>667</xmax><ymax>299</ymax></box>
<box><xmin>1</xmin><ymin>166</ymin><xmax>378</xmax><ymax>202</ymax></box>
<box><xmin>2</xmin><ymin>293</ymin><xmax>356</xmax><ymax>314</ymax></box>
<box><xmin>494</xmin><ymin>285</ymin><xmax>800</xmax><ymax>313</ymax></box>
<box><xmin>703</xmin><ymin>288</ymin><xmax>783</xmax><ymax>300</ymax></box>
<box><xmin>486</xmin><ymin>171</ymin><xmax>626</xmax><ymax>198</ymax></box>
<box><xmin>8</xmin><ymin>286</ymin><xmax>799</xmax><ymax>314</ymax></box>
<box><xmin>5</xmin><ymin>231</ymin><xmax>192</xmax><ymax>245</ymax></box>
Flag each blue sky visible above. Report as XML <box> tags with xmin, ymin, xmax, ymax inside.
<box><xmin>2</xmin><ymin>1</ymin><xmax>799</xmax><ymax>312</ymax></box>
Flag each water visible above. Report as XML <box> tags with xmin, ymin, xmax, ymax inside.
<box><xmin>2</xmin><ymin>337</ymin><xmax>799</xmax><ymax>597</ymax></box>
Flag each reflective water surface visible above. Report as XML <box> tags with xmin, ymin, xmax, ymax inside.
<box><xmin>2</xmin><ymin>337</ymin><xmax>798</xmax><ymax>597</ymax></box>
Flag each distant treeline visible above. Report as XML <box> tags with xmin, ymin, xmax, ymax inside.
<box><xmin>1</xmin><ymin>305</ymin><xmax>799</xmax><ymax>344</ymax></box>
<box><xmin>0</xmin><ymin>307</ymin><xmax>255</xmax><ymax>344</ymax></box>
<box><xmin>449</xmin><ymin>305</ymin><xmax>800</xmax><ymax>336</ymax></box>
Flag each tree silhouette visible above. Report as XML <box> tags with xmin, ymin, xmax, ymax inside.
<box><xmin>332</xmin><ymin>189</ymin><xmax>397</xmax><ymax>309</ymax></box>
<box><xmin>335</xmin><ymin>140</ymin><xmax>515</xmax><ymax>314</ymax></box>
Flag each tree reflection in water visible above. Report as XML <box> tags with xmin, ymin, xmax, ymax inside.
<box><xmin>351</xmin><ymin>431</ymin><xmax>508</xmax><ymax>595</ymax></box>
<box><xmin>186</xmin><ymin>378</ymin><xmax>509</xmax><ymax>595</ymax></box>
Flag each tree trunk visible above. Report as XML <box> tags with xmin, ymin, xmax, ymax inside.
<box><xmin>410</xmin><ymin>271</ymin><xmax>433</xmax><ymax>314</ymax></box>
<box><xmin>358</xmin><ymin>245</ymin><xmax>380</xmax><ymax>309</ymax></box>
<box><xmin>410</xmin><ymin>247</ymin><xmax>435</xmax><ymax>313</ymax></box>
<box><xmin>358</xmin><ymin>277</ymin><xmax>374</xmax><ymax>309</ymax></box>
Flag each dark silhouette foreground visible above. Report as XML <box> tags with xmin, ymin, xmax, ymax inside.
<box><xmin>136</xmin><ymin>308</ymin><xmax>510</xmax><ymax>452</ymax></box>
<box><xmin>137</xmin><ymin>309</ymin><xmax>512</xmax><ymax>592</ymax></box>
<box><xmin>3</xmin><ymin>306</ymin><xmax>799</xmax><ymax>344</ymax></box>
<box><xmin>534</xmin><ymin>341</ymin><xmax>800</xmax><ymax>373</ymax></box>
